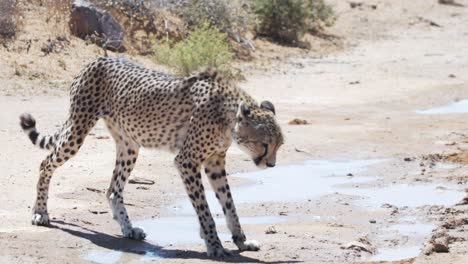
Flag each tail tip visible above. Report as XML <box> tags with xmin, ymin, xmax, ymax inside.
<box><xmin>20</xmin><ymin>113</ymin><xmax>36</xmax><ymax>130</ymax></box>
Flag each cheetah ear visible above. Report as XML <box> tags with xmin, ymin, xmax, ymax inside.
<box><xmin>260</xmin><ymin>100</ymin><xmax>275</xmax><ymax>115</ymax></box>
<box><xmin>237</xmin><ymin>101</ymin><xmax>251</xmax><ymax>120</ymax></box>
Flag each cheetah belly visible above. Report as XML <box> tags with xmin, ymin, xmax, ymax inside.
<box><xmin>135</xmin><ymin>117</ymin><xmax>190</xmax><ymax>151</ymax></box>
<box><xmin>113</xmin><ymin>103</ymin><xmax>191</xmax><ymax>151</ymax></box>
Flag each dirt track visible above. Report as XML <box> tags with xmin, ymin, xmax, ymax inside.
<box><xmin>1</xmin><ymin>1</ymin><xmax>468</xmax><ymax>263</ymax></box>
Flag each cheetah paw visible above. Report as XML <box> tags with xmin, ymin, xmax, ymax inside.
<box><xmin>31</xmin><ymin>213</ymin><xmax>50</xmax><ymax>226</ymax></box>
<box><xmin>126</xmin><ymin>227</ymin><xmax>147</xmax><ymax>240</ymax></box>
<box><xmin>207</xmin><ymin>246</ymin><xmax>232</xmax><ymax>258</ymax></box>
<box><xmin>238</xmin><ymin>240</ymin><xmax>260</xmax><ymax>251</ymax></box>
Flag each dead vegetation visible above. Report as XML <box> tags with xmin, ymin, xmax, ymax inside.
<box><xmin>94</xmin><ymin>0</ymin><xmax>187</xmax><ymax>55</ymax></box>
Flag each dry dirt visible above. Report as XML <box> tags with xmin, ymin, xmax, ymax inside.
<box><xmin>1</xmin><ymin>0</ymin><xmax>468</xmax><ymax>263</ymax></box>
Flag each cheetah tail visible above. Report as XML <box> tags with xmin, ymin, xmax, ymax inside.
<box><xmin>19</xmin><ymin>113</ymin><xmax>56</xmax><ymax>150</ymax></box>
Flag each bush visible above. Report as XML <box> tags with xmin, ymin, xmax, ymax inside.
<box><xmin>252</xmin><ymin>0</ymin><xmax>335</xmax><ymax>45</ymax></box>
<box><xmin>0</xmin><ymin>0</ymin><xmax>18</xmax><ymax>40</ymax></box>
<box><xmin>182</xmin><ymin>0</ymin><xmax>255</xmax><ymax>55</ymax></box>
<box><xmin>153</xmin><ymin>22</ymin><xmax>234</xmax><ymax>76</ymax></box>
<box><xmin>183</xmin><ymin>0</ymin><xmax>250</xmax><ymax>36</ymax></box>
<box><xmin>308</xmin><ymin>0</ymin><xmax>336</xmax><ymax>28</ymax></box>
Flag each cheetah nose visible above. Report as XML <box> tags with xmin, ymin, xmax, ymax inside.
<box><xmin>266</xmin><ymin>163</ymin><xmax>275</xmax><ymax>168</ymax></box>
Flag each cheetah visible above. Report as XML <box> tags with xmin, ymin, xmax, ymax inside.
<box><xmin>19</xmin><ymin>57</ymin><xmax>283</xmax><ymax>257</ymax></box>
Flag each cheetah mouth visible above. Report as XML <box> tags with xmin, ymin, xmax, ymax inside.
<box><xmin>253</xmin><ymin>144</ymin><xmax>269</xmax><ymax>166</ymax></box>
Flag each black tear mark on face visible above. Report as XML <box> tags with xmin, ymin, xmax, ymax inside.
<box><xmin>241</xmin><ymin>103</ymin><xmax>251</xmax><ymax>117</ymax></box>
<box><xmin>254</xmin><ymin>143</ymin><xmax>268</xmax><ymax>165</ymax></box>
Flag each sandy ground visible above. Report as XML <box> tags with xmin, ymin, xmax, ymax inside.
<box><xmin>1</xmin><ymin>0</ymin><xmax>468</xmax><ymax>263</ymax></box>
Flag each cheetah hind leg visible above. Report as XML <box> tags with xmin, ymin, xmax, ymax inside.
<box><xmin>31</xmin><ymin>117</ymin><xmax>96</xmax><ymax>226</ymax></box>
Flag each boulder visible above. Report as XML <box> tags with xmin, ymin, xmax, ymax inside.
<box><xmin>69</xmin><ymin>0</ymin><xmax>125</xmax><ymax>52</ymax></box>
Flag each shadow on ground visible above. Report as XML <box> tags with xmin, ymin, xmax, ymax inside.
<box><xmin>50</xmin><ymin>220</ymin><xmax>301</xmax><ymax>263</ymax></box>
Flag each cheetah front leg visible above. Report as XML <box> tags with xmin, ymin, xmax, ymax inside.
<box><xmin>205</xmin><ymin>153</ymin><xmax>260</xmax><ymax>252</ymax></box>
<box><xmin>106</xmin><ymin>137</ymin><xmax>146</xmax><ymax>240</ymax></box>
<box><xmin>175</xmin><ymin>154</ymin><xmax>231</xmax><ymax>257</ymax></box>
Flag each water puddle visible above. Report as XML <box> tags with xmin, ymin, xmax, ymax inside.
<box><xmin>436</xmin><ymin>162</ymin><xmax>458</xmax><ymax>170</ymax></box>
<box><xmin>370</xmin><ymin>221</ymin><xmax>435</xmax><ymax>261</ymax></box>
<box><xmin>371</xmin><ymin>246</ymin><xmax>422</xmax><ymax>261</ymax></box>
<box><xmin>388</xmin><ymin>223</ymin><xmax>434</xmax><ymax>236</ymax></box>
<box><xmin>340</xmin><ymin>184</ymin><xmax>464</xmax><ymax>208</ymax></box>
<box><xmin>135</xmin><ymin>216</ymin><xmax>286</xmax><ymax>246</ymax></box>
<box><xmin>173</xmin><ymin>159</ymin><xmax>462</xmax><ymax>214</ymax></box>
<box><xmin>81</xmin><ymin>216</ymin><xmax>287</xmax><ymax>263</ymax></box>
<box><xmin>83</xmin><ymin>249</ymin><xmax>164</xmax><ymax>264</ymax></box>
<box><xmin>173</xmin><ymin>159</ymin><xmax>383</xmax><ymax>214</ymax></box>
<box><xmin>82</xmin><ymin>250</ymin><xmax>123</xmax><ymax>264</ymax></box>
<box><xmin>416</xmin><ymin>99</ymin><xmax>468</xmax><ymax>114</ymax></box>
<box><xmin>82</xmin><ymin>158</ymin><xmax>464</xmax><ymax>263</ymax></box>
<box><xmin>232</xmin><ymin>160</ymin><xmax>381</xmax><ymax>203</ymax></box>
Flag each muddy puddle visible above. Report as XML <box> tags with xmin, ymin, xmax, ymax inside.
<box><xmin>416</xmin><ymin>99</ymin><xmax>468</xmax><ymax>114</ymax></box>
<box><xmin>172</xmin><ymin>159</ymin><xmax>462</xmax><ymax>213</ymax></box>
<box><xmin>172</xmin><ymin>159</ymin><xmax>383</xmax><ymax>214</ymax></box>
<box><xmin>135</xmin><ymin>216</ymin><xmax>287</xmax><ymax>246</ymax></box>
<box><xmin>82</xmin><ymin>159</ymin><xmax>464</xmax><ymax>263</ymax></box>
<box><xmin>340</xmin><ymin>183</ymin><xmax>463</xmax><ymax>208</ymax></box>
<box><xmin>83</xmin><ymin>249</ymin><xmax>165</xmax><ymax>264</ymax></box>
<box><xmin>371</xmin><ymin>246</ymin><xmax>422</xmax><ymax>262</ymax></box>
<box><xmin>371</xmin><ymin>221</ymin><xmax>435</xmax><ymax>261</ymax></box>
<box><xmin>83</xmin><ymin>251</ymin><xmax>126</xmax><ymax>264</ymax></box>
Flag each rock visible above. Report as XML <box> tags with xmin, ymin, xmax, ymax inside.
<box><xmin>369</xmin><ymin>219</ymin><xmax>376</xmax><ymax>224</ymax></box>
<box><xmin>433</xmin><ymin>237</ymin><xmax>449</xmax><ymax>252</ymax></box>
<box><xmin>456</xmin><ymin>195</ymin><xmax>468</xmax><ymax>205</ymax></box>
<box><xmin>341</xmin><ymin>241</ymin><xmax>373</xmax><ymax>253</ymax></box>
<box><xmin>349</xmin><ymin>2</ymin><xmax>363</xmax><ymax>9</ymax></box>
<box><xmin>424</xmin><ymin>233</ymin><xmax>450</xmax><ymax>255</ymax></box>
<box><xmin>265</xmin><ymin>226</ymin><xmax>278</xmax><ymax>234</ymax></box>
<box><xmin>441</xmin><ymin>218</ymin><xmax>468</xmax><ymax>229</ymax></box>
<box><xmin>288</xmin><ymin>118</ymin><xmax>308</xmax><ymax>125</ymax></box>
<box><xmin>403</xmin><ymin>157</ymin><xmax>412</xmax><ymax>162</ymax></box>
<box><xmin>69</xmin><ymin>0</ymin><xmax>125</xmax><ymax>52</ymax></box>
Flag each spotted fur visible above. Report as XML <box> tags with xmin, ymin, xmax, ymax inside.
<box><xmin>20</xmin><ymin>57</ymin><xmax>283</xmax><ymax>257</ymax></box>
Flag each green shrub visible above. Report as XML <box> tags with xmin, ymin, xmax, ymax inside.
<box><xmin>252</xmin><ymin>0</ymin><xmax>336</xmax><ymax>45</ymax></box>
<box><xmin>307</xmin><ymin>0</ymin><xmax>336</xmax><ymax>28</ymax></box>
<box><xmin>153</xmin><ymin>22</ymin><xmax>234</xmax><ymax>76</ymax></box>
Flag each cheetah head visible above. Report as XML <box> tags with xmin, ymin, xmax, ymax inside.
<box><xmin>233</xmin><ymin>101</ymin><xmax>284</xmax><ymax>168</ymax></box>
